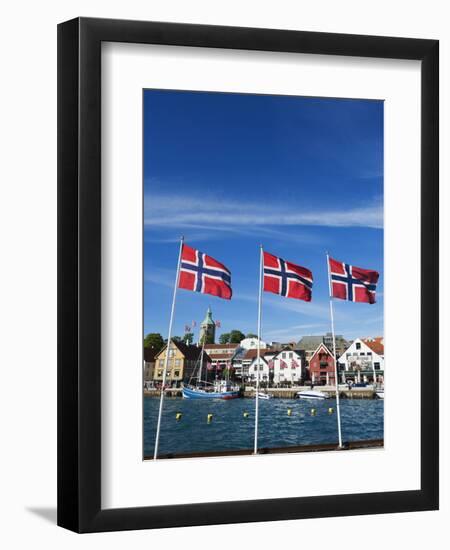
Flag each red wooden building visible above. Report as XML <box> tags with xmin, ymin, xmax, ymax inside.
<box><xmin>308</xmin><ymin>343</ymin><xmax>336</xmax><ymax>385</ymax></box>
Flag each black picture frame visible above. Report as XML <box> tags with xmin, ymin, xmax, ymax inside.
<box><xmin>57</xmin><ymin>17</ymin><xmax>439</xmax><ymax>533</ymax></box>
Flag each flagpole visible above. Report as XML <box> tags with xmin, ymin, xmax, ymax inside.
<box><xmin>254</xmin><ymin>245</ymin><xmax>263</xmax><ymax>454</ymax></box>
<box><xmin>153</xmin><ymin>236</ymin><xmax>184</xmax><ymax>460</ymax></box>
<box><xmin>326</xmin><ymin>252</ymin><xmax>343</xmax><ymax>449</ymax></box>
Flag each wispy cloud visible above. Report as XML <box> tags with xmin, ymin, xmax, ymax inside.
<box><xmin>144</xmin><ymin>268</ymin><xmax>175</xmax><ymax>289</ymax></box>
<box><xmin>144</xmin><ymin>193</ymin><xmax>383</xmax><ymax>231</ymax></box>
<box><xmin>264</xmin><ymin>323</ymin><xmax>325</xmax><ymax>341</ymax></box>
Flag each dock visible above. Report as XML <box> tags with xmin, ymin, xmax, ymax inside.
<box><xmin>145</xmin><ymin>438</ymin><xmax>383</xmax><ymax>460</ymax></box>
<box><xmin>144</xmin><ymin>386</ymin><xmax>378</xmax><ymax>399</ymax></box>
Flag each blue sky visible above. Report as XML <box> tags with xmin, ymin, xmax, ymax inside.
<box><xmin>143</xmin><ymin>90</ymin><xmax>383</xmax><ymax>343</ymax></box>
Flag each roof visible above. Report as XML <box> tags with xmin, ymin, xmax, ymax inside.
<box><xmin>204</xmin><ymin>343</ymin><xmax>238</xmax><ymax>350</ymax></box>
<box><xmin>201</xmin><ymin>306</ymin><xmax>215</xmax><ymax>326</ymax></box>
<box><xmin>297</xmin><ymin>335</ymin><xmax>324</xmax><ymax>350</ymax></box>
<box><xmin>156</xmin><ymin>340</ymin><xmax>211</xmax><ymax>362</ymax></box>
<box><xmin>143</xmin><ymin>347</ymin><xmax>158</xmax><ymax>362</ymax></box>
<box><xmin>362</xmin><ymin>337</ymin><xmax>384</xmax><ymax>356</ymax></box>
<box><xmin>208</xmin><ymin>352</ymin><xmax>234</xmax><ymax>360</ymax></box>
<box><xmin>310</xmin><ymin>343</ymin><xmax>334</xmax><ymax>362</ymax></box>
<box><xmin>243</xmin><ymin>349</ymin><xmax>275</xmax><ymax>360</ymax></box>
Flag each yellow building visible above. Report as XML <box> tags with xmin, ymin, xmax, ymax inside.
<box><xmin>153</xmin><ymin>340</ymin><xmax>211</xmax><ymax>386</ymax></box>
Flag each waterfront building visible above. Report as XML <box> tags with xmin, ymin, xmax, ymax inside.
<box><xmin>203</xmin><ymin>343</ymin><xmax>239</xmax><ymax>373</ymax></box>
<box><xmin>198</xmin><ymin>306</ymin><xmax>216</xmax><ymax>344</ymax></box>
<box><xmin>143</xmin><ymin>347</ymin><xmax>157</xmax><ymax>388</ymax></box>
<box><xmin>248</xmin><ymin>355</ymin><xmax>269</xmax><ymax>385</ymax></box>
<box><xmin>245</xmin><ymin>349</ymin><xmax>277</xmax><ymax>385</ymax></box>
<box><xmin>272</xmin><ymin>348</ymin><xmax>305</xmax><ymax>386</ymax></box>
<box><xmin>153</xmin><ymin>340</ymin><xmax>211</xmax><ymax>387</ymax></box>
<box><xmin>338</xmin><ymin>337</ymin><xmax>384</xmax><ymax>384</ymax></box>
<box><xmin>308</xmin><ymin>343</ymin><xmax>336</xmax><ymax>385</ymax></box>
<box><xmin>297</xmin><ymin>333</ymin><xmax>349</xmax><ymax>365</ymax></box>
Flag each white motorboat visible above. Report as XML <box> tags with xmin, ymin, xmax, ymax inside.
<box><xmin>375</xmin><ymin>390</ymin><xmax>384</xmax><ymax>399</ymax></box>
<box><xmin>296</xmin><ymin>390</ymin><xmax>329</xmax><ymax>400</ymax></box>
<box><xmin>256</xmin><ymin>391</ymin><xmax>272</xmax><ymax>400</ymax></box>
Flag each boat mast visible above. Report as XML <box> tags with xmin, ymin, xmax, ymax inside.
<box><xmin>198</xmin><ymin>337</ymin><xmax>206</xmax><ymax>387</ymax></box>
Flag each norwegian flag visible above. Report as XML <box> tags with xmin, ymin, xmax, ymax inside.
<box><xmin>328</xmin><ymin>257</ymin><xmax>379</xmax><ymax>304</ymax></box>
<box><xmin>291</xmin><ymin>358</ymin><xmax>300</xmax><ymax>370</ymax></box>
<box><xmin>178</xmin><ymin>244</ymin><xmax>232</xmax><ymax>300</ymax></box>
<box><xmin>215</xmin><ymin>320</ymin><xmax>221</xmax><ymax>328</ymax></box>
<box><xmin>263</xmin><ymin>251</ymin><xmax>313</xmax><ymax>301</ymax></box>
<box><xmin>268</xmin><ymin>359</ymin><xmax>274</xmax><ymax>370</ymax></box>
<box><xmin>206</xmin><ymin>362</ymin><xmax>213</xmax><ymax>371</ymax></box>
<box><xmin>280</xmin><ymin>359</ymin><xmax>288</xmax><ymax>370</ymax></box>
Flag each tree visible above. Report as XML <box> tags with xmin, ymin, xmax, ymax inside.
<box><xmin>182</xmin><ymin>332</ymin><xmax>194</xmax><ymax>345</ymax></box>
<box><xmin>246</xmin><ymin>333</ymin><xmax>258</xmax><ymax>339</ymax></box>
<box><xmin>143</xmin><ymin>332</ymin><xmax>164</xmax><ymax>352</ymax></box>
<box><xmin>229</xmin><ymin>330</ymin><xmax>245</xmax><ymax>343</ymax></box>
<box><xmin>219</xmin><ymin>333</ymin><xmax>230</xmax><ymax>344</ymax></box>
<box><xmin>172</xmin><ymin>336</ymin><xmax>182</xmax><ymax>343</ymax></box>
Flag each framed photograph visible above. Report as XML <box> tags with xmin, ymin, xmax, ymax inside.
<box><xmin>58</xmin><ymin>17</ymin><xmax>439</xmax><ymax>532</ymax></box>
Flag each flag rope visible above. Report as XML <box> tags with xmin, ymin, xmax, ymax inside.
<box><xmin>254</xmin><ymin>245</ymin><xmax>263</xmax><ymax>454</ymax></box>
<box><xmin>326</xmin><ymin>251</ymin><xmax>344</xmax><ymax>448</ymax></box>
<box><xmin>153</xmin><ymin>236</ymin><xmax>184</xmax><ymax>459</ymax></box>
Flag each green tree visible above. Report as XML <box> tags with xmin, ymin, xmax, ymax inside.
<box><xmin>229</xmin><ymin>330</ymin><xmax>245</xmax><ymax>343</ymax></box>
<box><xmin>182</xmin><ymin>332</ymin><xmax>194</xmax><ymax>345</ymax></box>
<box><xmin>219</xmin><ymin>332</ymin><xmax>230</xmax><ymax>344</ymax></box>
<box><xmin>143</xmin><ymin>332</ymin><xmax>164</xmax><ymax>352</ymax></box>
<box><xmin>246</xmin><ymin>333</ymin><xmax>258</xmax><ymax>339</ymax></box>
<box><xmin>172</xmin><ymin>336</ymin><xmax>182</xmax><ymax>343</ymax></box>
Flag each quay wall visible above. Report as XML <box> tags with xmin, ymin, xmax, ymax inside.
<box><xmin>144</xmin><ymin>387</ymin><xmax>378</xmax><ymax>399</ymax></box>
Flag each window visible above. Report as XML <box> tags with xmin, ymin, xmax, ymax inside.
<box><xmin>158</xmin><ymin>371</ymin><xmax>163</xmax><ymax>377</ymax></box>
<box><xmin>367</xmin><ymin>352</ymin><xmax>372</xmax><ymax>356</ymax></box>
<box><xmin>374</xmin><ymin>362</ymin><xmax>380</xmax><ymax>370</ymax></box>
<box><xmin>282</xmin><ymin>353</ymin><xmax>286</xmax><ymax>359</ymax></box>
<box><xmin>360</xmin><ymin>352</ymin><xmax>365</xmax><ymax>356</ymax></box>
<box><xmin>159</xmin><ymin>359</ymin><xmax>164</xmax><ymax>367</ymax></box>
<box><xmin>174</xmin><ymin>371</ymin><xmax>180</xmax><ymax>377</ymax></box>
<box><xmin>175</xmin><ymin>359</ymin><xmax>181</xmax><ymax>367</ymax></box>
<box><xmin>260</xmin><ymin>365</ymin><xmax>264</xmax><ymax>370</ymax></box>
<box><xmin>356</xmin><ymin>342</ymin><xmax>361</xmax><ymax>350</ymax></box>
<box><xmin>289</xmin><ymin>352</ymin><xmax>293</xmax><ymax>359</ymax></box>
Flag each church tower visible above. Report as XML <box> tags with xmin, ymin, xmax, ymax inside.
<box><xmin>199</xmin><ymin>307</ymin><xmax>215</xmax><ymax>345</ymax></box>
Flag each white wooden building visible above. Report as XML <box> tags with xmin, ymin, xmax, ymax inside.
<box><xmin>248</xmin><ymin>355</ymin><xmax>270</xmax><ymax>385</ymax></box>
<box><xmin>272</xmin><ymin>348</ymin><xmax>304</xmax><ymax>385</ymax></box>
<box><xmin>338</xmin><ymin>337</ymin><xmax>384</xmax><ymax>383</ymax></box>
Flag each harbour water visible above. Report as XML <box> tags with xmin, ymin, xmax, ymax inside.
<box><xmin>144</xmin><ymin>397</ymin><xmax>384</xmax><ymax>457</ymax></box>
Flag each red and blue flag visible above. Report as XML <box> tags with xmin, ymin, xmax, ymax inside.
<box><xmin>178</xmin><ymin>244</ymin><xmax>232</xmax><ymax>300</ymax></box>
<box><xmin>263</xmin><ymin>251</ymin><xmax>313</xmax><ymax>301</ymax></box>
<box><xmin>328</xmin><ymin>257</ymin><xmax>379</xmax><ymax>304</ymax></box>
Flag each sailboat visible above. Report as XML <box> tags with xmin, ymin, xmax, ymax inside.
<box><xmin>182</xmin><ymin>340</ymin><xmax>240</xmax><ymax>399</ymax></box>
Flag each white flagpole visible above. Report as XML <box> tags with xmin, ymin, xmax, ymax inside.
<box><xmin>254</xmin><ymin>245</ymin><xmax>263</xmax><ymax>454</ymax></box>
<box><xmin>153</xmin><ymin>236</ymin><xmax>184</xmax><ymax>460</ymax></box>
<box><xmin>326</xmin><ymin>252</ymin><xmax>343</xmax><ymax>449</ymax></box>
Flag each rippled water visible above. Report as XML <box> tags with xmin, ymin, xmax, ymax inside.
<box><xmin>144</xmin><ymin>397</ymin><xmax>384</xmax><ymax>457</ymax></box>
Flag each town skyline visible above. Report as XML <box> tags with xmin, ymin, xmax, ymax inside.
<box><xmin>144</xmin><ymin>90</ymin><xmax>384</xmax><ymax>342</ymax></box>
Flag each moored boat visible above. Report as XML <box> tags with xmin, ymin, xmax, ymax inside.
<box><xmin>375</xmin><ymin>390</ymin><xmax>384</xmax><ymax>399</ymax></box>
<box><xmin>182</xmin><ymin>380</ymin><xmax>240</xmax><ymax>399</ymax></box>
<box><xmin>256</xmin><ymin>391</ymin><xmax>272</xmax><ymax>400</ymax></box>
<box><xmin>296</xmin><ymin>389</ymin><xmax>329</xmax><ymax>400</ymax></box>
